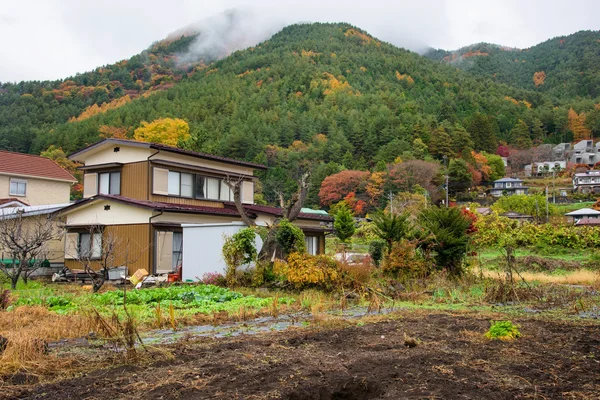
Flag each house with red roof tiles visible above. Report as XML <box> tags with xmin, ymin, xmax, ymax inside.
<box><xmin>57</xmin><ymin>139</ymin><xmax>332</xmax><ymax>277</ymax></box>
<box><xmin>0</xmin><ymin>150</ymin><xmax>77</xmax><ymax>206</ymax></box>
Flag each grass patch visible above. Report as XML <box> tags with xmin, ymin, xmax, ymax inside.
<box><xmin>485</xmin><ymin>320</ymin><xmax>521</xmax><ymax>340</ymax></box>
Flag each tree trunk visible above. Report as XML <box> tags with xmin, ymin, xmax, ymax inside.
<box><xmin>257</xmin><ymin>229</ymin><xmax>278</xmax><ymax>262</ymax></box>
<box><xmin>225</xmin><ymin>172</ymin><xmax>310</xmax><ymax>263</ymax></box>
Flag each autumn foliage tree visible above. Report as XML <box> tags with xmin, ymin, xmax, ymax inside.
<box><xmin>568</xmin><ymin>108</ymin><xmax>592</xmax><ymax>141</ymax></box>
<box><xmin>319</xmin><ymin>170</ymin><xmax>370</xmax><ymax>208</ymax></box>
<box><xmin>133</xmin><ymin>118</ymin><xmax>191</xmax><ymax>146</ymax></box>
<box><xmin>533</xmin><ymin>71</ymin><xmax>546</xmax><ymax>87</ymax></box>
<box><xmin>40</xmin><ymin>145</ymin><xmax>82</xmax><ymax>198</ymax></box>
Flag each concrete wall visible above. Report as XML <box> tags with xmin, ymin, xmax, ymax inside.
<box><xmin>0</xmin><ymin>175</ymin><xmax>71</xmax><ymax>205</ymax></box>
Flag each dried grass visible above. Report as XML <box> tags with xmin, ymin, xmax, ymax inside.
<box><xmin>481</xmin><ymin>269</ymin><xmax>599</xmax><ymax>285</ymax></box>
<box><xmin>0</xmin><ymin>306</ymin><xmax>94</xmax><ymax>379</ymax></box>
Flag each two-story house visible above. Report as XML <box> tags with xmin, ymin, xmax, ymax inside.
<box><xmin>0</xmin><ymin>151</ymin><xmax>76</xmax><ymax>272</ymax></box>
<box><xmin>489</xmin><ymin>178</ymin><xmax>529</xmax><ymax>197</ymax></box>
<box><xmin>57</xmin><ymin>139</ymin><xmax>332</xmax><ymax>276</ymax></box>
<box><xmin>572</xmin><ymin>170</ymin><xmax>600</xmax><ymax>194</ymax></box>
<box><xmin>0</xmin><ymin>150</ymin><xmax>77</xmax><ymax>206</ymax></box>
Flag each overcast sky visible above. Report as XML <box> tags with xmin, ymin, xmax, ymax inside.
<box><xmin>1</xmin><ymin>0</ymin><xmax>598</xmax><ymax>82</ymax></box>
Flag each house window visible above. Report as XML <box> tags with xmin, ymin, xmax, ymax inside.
<box><xmin>167</xmin><ymin>171</ymin><xmax>194</xmax><ymax>197</ymax></box>
<box><xmin>305</xmin><ymin>236</ymin><xmax>318</xmax><ymax>255</ymax></box>
<box><xmin>9</xmin><ymin>179</ymin><xmax>26</xmax><ymax>196</ymax></box>
<box><xmin>79</xmin><ymin>232</ymin><xmax>102</xmax><ymax>259</ymax></box>
<box><xmin>172</xmin><ymin>232</ymin><xmax>183</xmax><ymax>268</ymax></box>
<box><xmin>98</xmin><ymin>172</ymin><xmax>120</xmax><ymax>195</ymax></box>
<box><xmin>162</xmin><ymin>168</ymin><xmax>236</xmax><ymax>201</ymax></box>
<box><xmin>204</xmin><ymin>177</ymin><xmax>220</xmax><ymax>199</ymax></box>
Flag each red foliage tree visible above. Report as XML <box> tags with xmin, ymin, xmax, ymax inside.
<box><xmin>319</xmin><ymin>170</ymin><xmax>370</xmax><ymax>207</ymax></box>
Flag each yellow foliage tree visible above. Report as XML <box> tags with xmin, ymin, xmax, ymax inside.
<box><xmin>568</xmin><ymin>108</ymin><xmax>591</xmax><ymax>141</ymax></box>
<box><xmin>395</xmin><ymin>71</ymin><xmax>415</xmax><ymax>85</ymax></box>
<box><xmin>133</xmin><ymin>118</ymin><xmax>191</xmax><ymax>146</ymax></box>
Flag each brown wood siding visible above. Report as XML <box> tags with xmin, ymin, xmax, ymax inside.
<box><xmin>64</xmin><ymin>224</ymin><xmax>151</xmax><ymax>276</ymax></box>
<box><xmin>121</xmin><ymin>161</ymin><xmax>149</xmax><ymax>200</ymax></box>
<box><xmin>318</xmin><ymin>235</ymin><xmax>326</xmax><ymax>255</ymax></box>
<box><xmin>149</xmin><ymin>194</ymin><xmax>224</xmax><ymax>208</ymax></box>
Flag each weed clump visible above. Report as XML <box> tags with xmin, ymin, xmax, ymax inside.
<box><xmin>485</xmin><ymin>320</ymin><xmax>521</xmax><ymax>340</ymax></box>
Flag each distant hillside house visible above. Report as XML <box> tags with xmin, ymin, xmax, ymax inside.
<box><xmin>489</xmin><ymin>178</ymin><xmax>529</xmax><ymax>197</ymax></box>
<box><xmin>0</xmin><ymin>150</ymin><xmax>77</xmax><ymax>206</ymax></box>
<box><xmin>499</xmin><ymin>211</ymin><xmax>534</xmax><ymax>223</ymax></box>
<box><xmin>572</xmin><ymin>170</ymin><xmax>600</xmax><ymax>193</ymax></box>
<box><xmin>569</xmin><ymin>140</ymin><xmax>600</xmax><ymax>166</ymax></box>
<box><xmin>524</xmin><ymin>161</ymin><xmax>566</xmax><ymax>177</ymax></box>
<box><xmin>564</xmin><ymin>208</ymin><xmax>600</xmax><ymax>224</ymax></box>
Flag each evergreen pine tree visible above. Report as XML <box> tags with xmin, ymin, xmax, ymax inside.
<box><xmin>510</xmin><ymin>120</ymin><xmax>533</xmax><ymax>150</ymax></box>
<box><xmin>334</xmin><ymin>205</ymin><xmax>356</xmax><ymax>243</ymax></box>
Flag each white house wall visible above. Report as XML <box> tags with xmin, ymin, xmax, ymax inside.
<box><xmin>83</xmin><ymin>146</ymin><xmax>154</xmax><ymax>166</ymax></box>
<box><xmin>65</xmin><ymin>200</ymin><xmax>152</xmax><ymax>226</ymax></box>
<box><xmin>181</xmin><ymin>222</ymin><xmax>263</xmax><ymax>281</ymax></box>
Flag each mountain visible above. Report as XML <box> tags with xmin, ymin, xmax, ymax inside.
<box><xmin>30</xmin><ymin>24</ymin><xmax>565</xmax><ymax>153</ymax></box>
<box><xmin>0</xmin><ymin>9</ymin><xmax>280</xmax><ymax>154</ymax></box>
<box><xmin>424</xmin><ymin>30</ymin><xmax>600</xmax><ymax>99</ymax></box>
<box><xmin>3</xmin><ymin>23</ymin><xmax>600</xmax><ymax>171</ymax></box>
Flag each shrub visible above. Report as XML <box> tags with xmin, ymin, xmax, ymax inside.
<box><xmin>368</xmin><ymin>240</ymin><xmax>386</xmax><ymax>267</ymax></box>
<box><xmin>418</xmin><ymin>206</ymin><xmax>471</xmax><ymax>276</ymax></box>
<box><xmin>200</xmin><ymin>272</ymin><xmax>227</xmax><ymax>286</ymax></box>
<box><xmin>273</xmin><ymin>252</ymin><xmax>339</xmax><ymax>291</ymax></box>
<box><xmin>383</xmin><ymin>240</ymin><xmax>428</xmax><ymax>279</ymax></box>
<box><xmin>222</xmin><ymin>228</ymin><xmax>258</xmax><ymax>286</ymax></box>
<box><xmin>371</xmin><ymin>211</ymin><xmax>412</xmax><ymax>253</ymax></box>
<box><xmin>275</xmin><ymin>219</ymin><xmax>306</xmax><ymax>256</ymax></box>
<box><xmin>485</xmin><ymin>320</ymin><xmax>521</xmax><ymax>340</ymax></box>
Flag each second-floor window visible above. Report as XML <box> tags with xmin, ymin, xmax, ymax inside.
<box><xmin>9</xmin><ymin>178</ymin><xmax>27</xmax><ymax>196</ymax></box>
<box><xmin>163</xmin><ymin>169</ymin><xmax>233</xmax><ymax>201</ymax></box>
<box><xmin>168</xmin><ymin>171</ymin><xmax>193</xmax><ymax>197</ymax></box>
<box><xmin>98</xmin><ymin>172</ymin><xmax>120</xmax><ymax>195</ymax></box>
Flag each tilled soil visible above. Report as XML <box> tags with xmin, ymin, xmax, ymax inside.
<box><xmin>3</xmin><ymin>312</ymin><xmax>600</xmax><ymax>399</ymax></box>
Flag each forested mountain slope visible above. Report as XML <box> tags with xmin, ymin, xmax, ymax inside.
<box><xmin>0</xmin><ymin>33</ymin><xmax>202</xmax><ymax>153</ymax></box>
<box><xmin>425</xmin><ymin>30</ymin><xmax>600</xmax><ymax>99</ymax></box>
<box><xmin>30</xmin><ymin>23</ymin><xmax>579</xmax><ymax>160</ymax></box>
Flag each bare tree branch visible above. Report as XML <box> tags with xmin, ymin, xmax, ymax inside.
<box><xmin>223</xmin><ymin>175</ymin><xmax>256</xmax><ymax>227</ymax></box>
<box><xmin>0</xmin><ymin>210</ymin><xmax>62</xmax><ymax>289</ymax></box>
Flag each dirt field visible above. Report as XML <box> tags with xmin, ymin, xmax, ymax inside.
<box><xmin>3</xmin><ymin>311</ymin><xmax>600</xmax><ymax>400</ymax></box>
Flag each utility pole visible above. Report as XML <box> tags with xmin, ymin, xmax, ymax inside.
<box><xmin>443</xmin><ymin>155</ymin><xmax>449</xmax><ymax>208</ymax></box>
<box><xmin>552</xmin><ymin>170</ymin><xmax>556</xmax><ymax>204</ymax></box>
<box><xmin>546</xmin><ymin>185</ymin><xmax>549</xmax><ymax>223</ymax></box>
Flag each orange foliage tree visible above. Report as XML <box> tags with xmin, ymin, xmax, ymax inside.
<box><xmin>568</xmin><ymin>108</ymin><xmax>592</xmax><ymax>141</ymax></box>
<box><xmin>533</xmin><ymin>71</ymin><xmax>546</xmax><ymax>87</ymax></box>
<box><xmin>99</xmin><ymin>125</ymin><xmax>129</xmax><ymax>139</ymax></box>
<box><xmin>133</xmin><ymin>118</ymin><xmax>190</xmax><ymax>146</ymax></box>
<box><xmin>69</xmin><ymin>96</ymin><xmax>132</xmax><ymax>122</ymax></box>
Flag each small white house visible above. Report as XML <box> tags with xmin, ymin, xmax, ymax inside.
<box><xmin>524</xmin><ymin>161</ymin><xmax>566</xmax><ymax>177</ymax></box>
